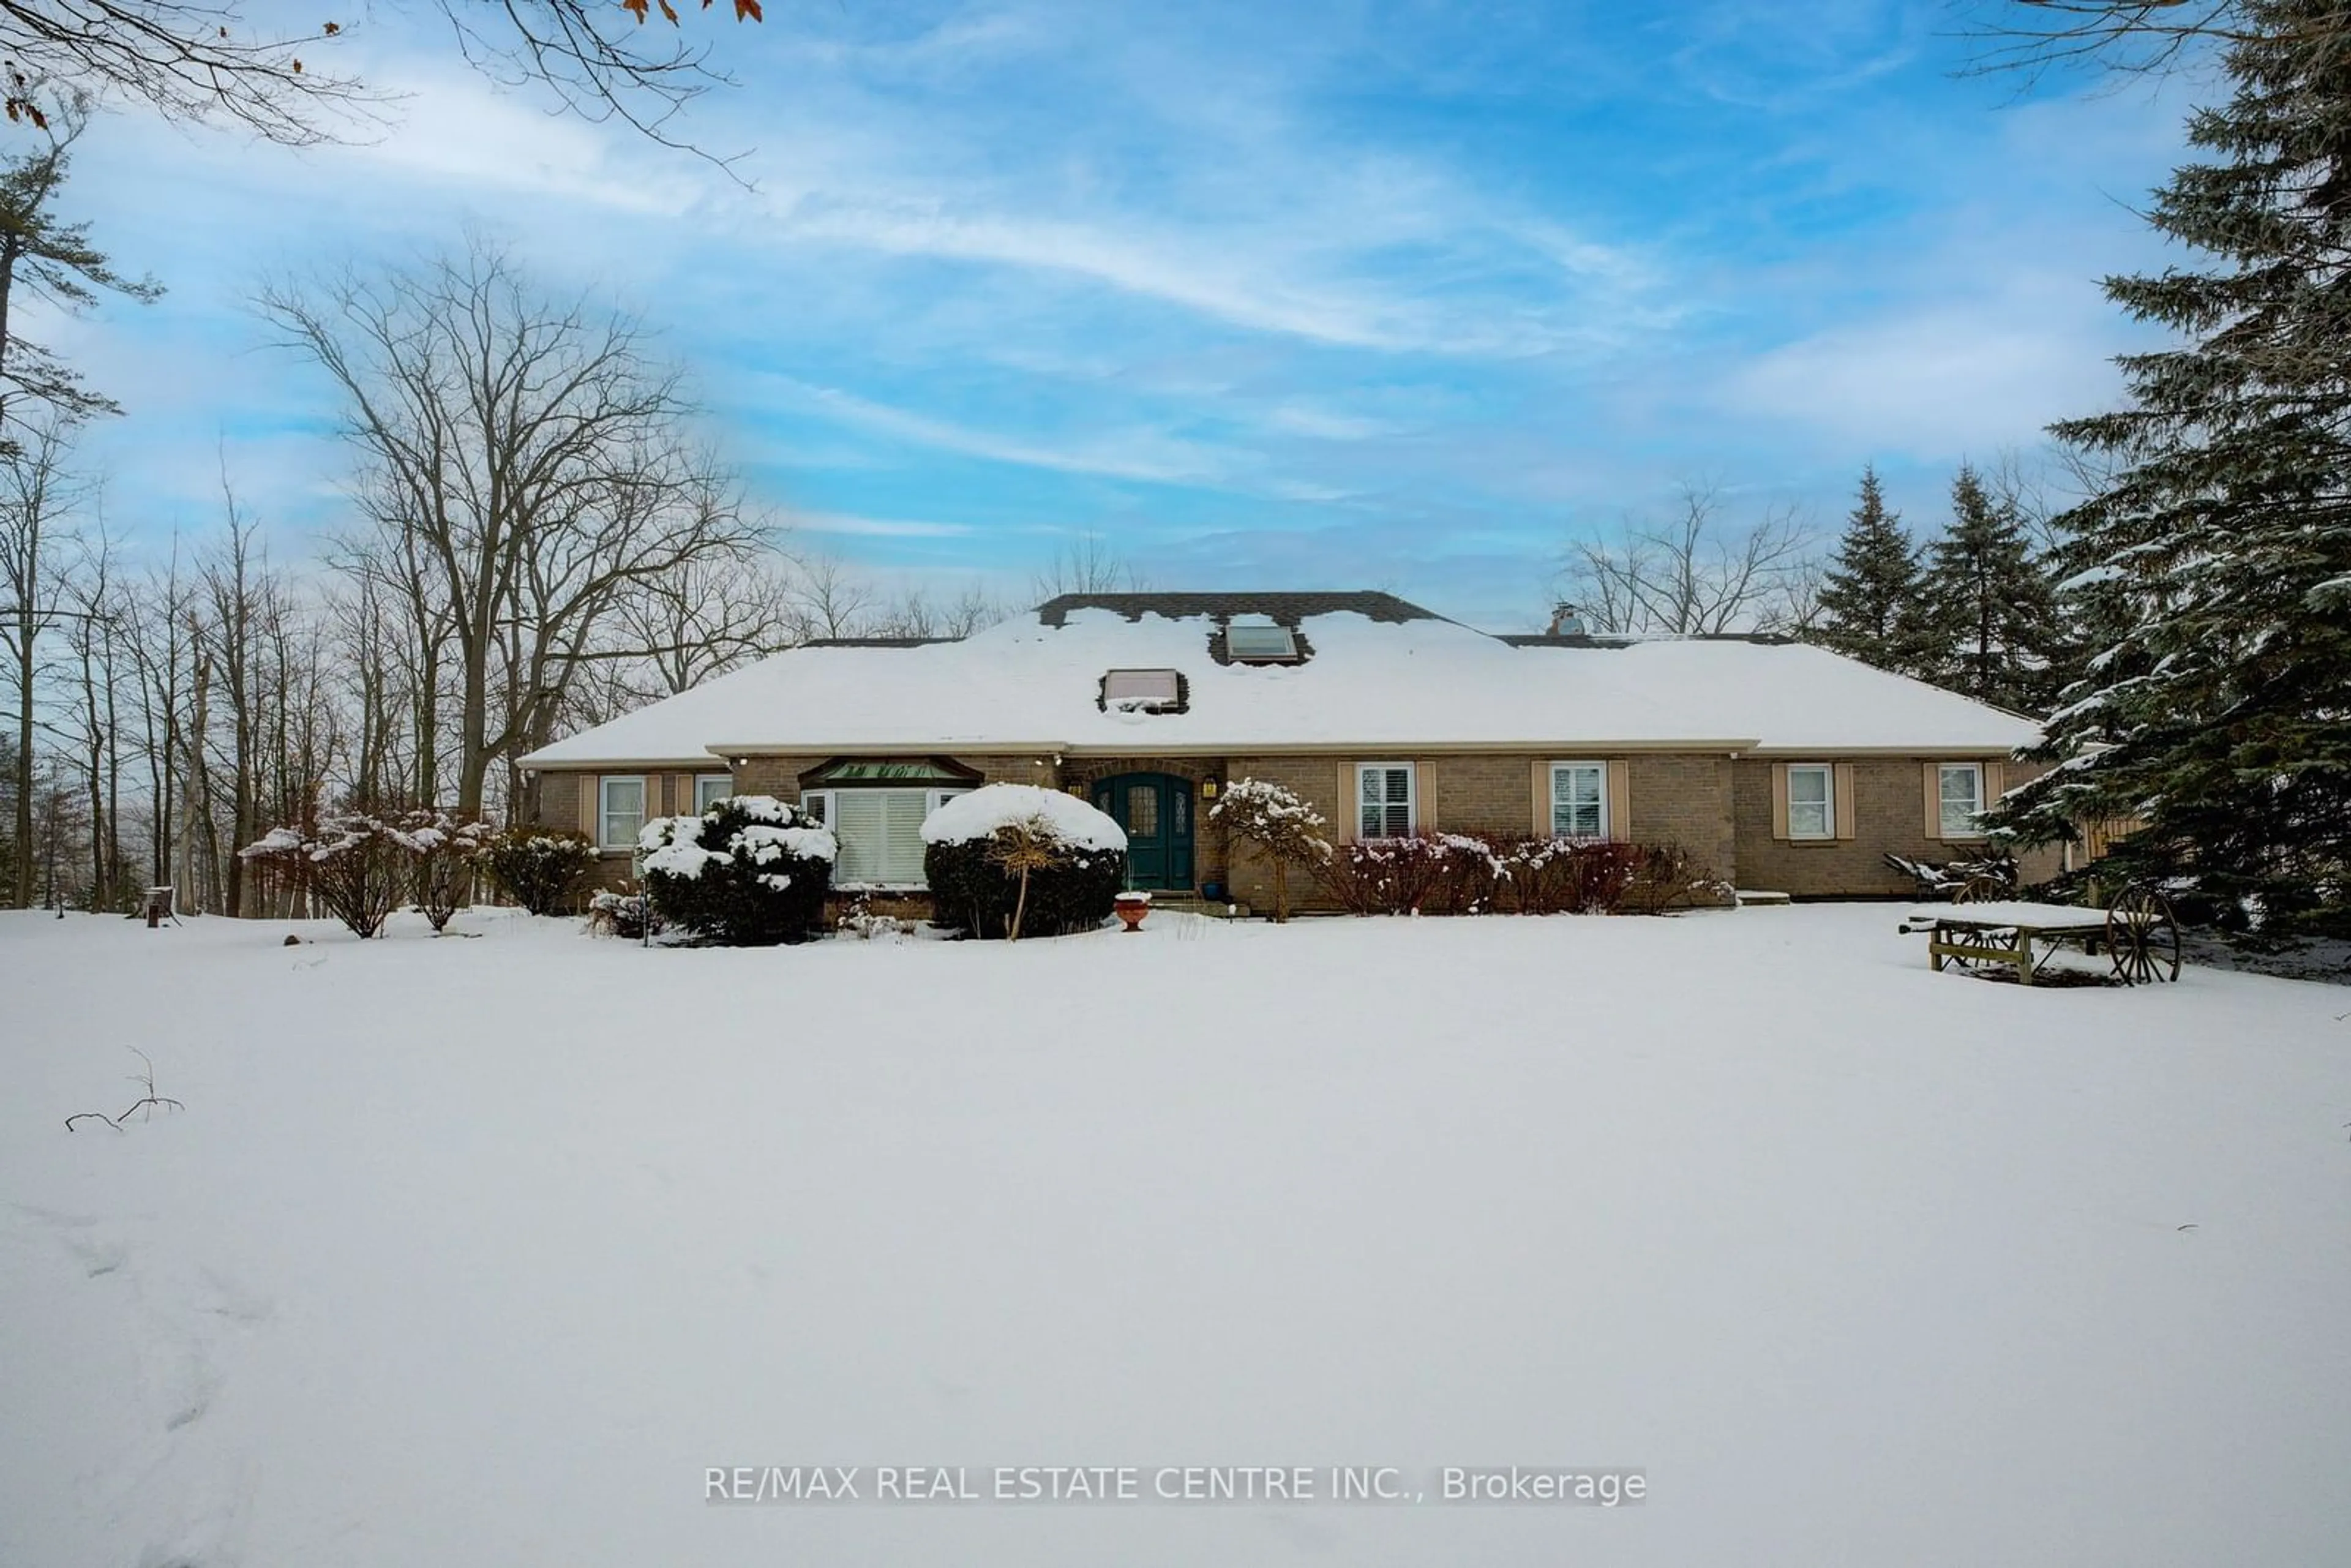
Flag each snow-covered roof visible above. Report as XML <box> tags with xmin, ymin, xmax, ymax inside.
<box><xmin>519</xmin><ymin>597</ymin><xmax>2040</xmax><ymax>768</ymax></box>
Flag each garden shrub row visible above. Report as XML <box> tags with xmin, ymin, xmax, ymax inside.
<box><xmin>1310</xmin><ymin>831</ymin><xmax>1719</xmax><ymax>917</ymax></box>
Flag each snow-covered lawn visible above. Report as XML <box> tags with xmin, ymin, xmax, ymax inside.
<box><xmin>3</xmin><ymin>904</ymin><xmax>2348</xmax><ymax>1566</ymax></box>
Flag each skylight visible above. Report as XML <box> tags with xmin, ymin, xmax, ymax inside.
<box><xmin>1224</xmin><ymin>618</ymin><xmax>1299</xmax><ymax>661</ymax></box>
<box><xmin>1103</xmin><ymin>668</ymin><xmax>1182</xmax><ymax>711</ymax></box>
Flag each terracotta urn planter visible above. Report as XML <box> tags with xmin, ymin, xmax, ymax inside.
<box><xmin>1114</xmin><ymin>891</ymin><xmax>1152</xmax><ymax>933</ymax></box>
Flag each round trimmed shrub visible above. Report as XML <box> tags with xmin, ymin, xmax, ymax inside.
<box><xmin>920</xmin><ymin>784</ymin><xmax>1127</xmax><ymax>939</ymax></box>
<box><xmin>639</xmin><ymin>795</ymin><xmax>836</xmax><ymax>945</ymax></box>
<box><xmin>481</xmin><ymin>827</ymin><xmax>599</xmax><ymax>915</ymax></box>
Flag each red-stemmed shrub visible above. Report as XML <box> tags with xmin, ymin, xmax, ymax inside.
<box><xmin>1310</xmin><ymin>831</ymin><xmax>1702</xmax><ymax>916</ymax></box>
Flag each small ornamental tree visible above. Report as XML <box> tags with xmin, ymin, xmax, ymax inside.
<box><xmin>481</xmin><ymin>827</ymin><xmax>599</xmax><ymax>915</ymax></box>
<box><xmin>637</xmin><ymin>795</ymin><xmax>836</xmax><ymax>945</ymax></box>
<box><xmin>920</xmin><ymin>785</ymin><xmax>1127</xmax><ymax>939</ymax></box>
<box><xmin>985</xmin><ymin>817</ymin><xmax>1062</xmax><ymax>942</ymax></box>
<box><xmin>1210</xmin><ymin>778</ymin><xmax>1329</xmax><ymax>922</ymax></box>
<box><xmin>396</xmin><ymin>809</ymin><xmax>493</xmax><ymax>932</ymax></box>
<box><xmin>239</xmin><ymin>814</ymin><xmax>408</xmax><ymax>939</ymax></box>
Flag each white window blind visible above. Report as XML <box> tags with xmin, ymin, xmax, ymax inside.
<box><xmin>1356</xmin><ymin>763</ymin><xmax>1416</xmax><ymax>839</ymax></box>
<box><xmin>1550</xmin><ymin>762</ymin><xmax>1607</xmax><ymax>838</ymax></box>
<box><xmin>599</xmin><ymin>776</ymin><xmax>645</xmax><ymax>849</ymax></box>
<box><xmin>695</xmin><ymin>773</ymin><xmax>732</xmax><ymax>812</ymax></box>
<box><xmin>804</xmin><ymin>787</ymin><xmax>966</xmax><ymax>887</ymax></box>
<box><xmin>1787</xmin><ymin>765</ymin><xmax>1832</xmax><ymax>840</ymax></box>
<box><xmin>1938</xmin><ymin>763</ymin><xmax>1985</xmax><ymax>838</ymax></box>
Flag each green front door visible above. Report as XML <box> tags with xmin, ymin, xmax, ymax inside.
<box><xmin>1092</xmin><ymin>773</ymin><xmax>1195</xmax><ymax>890</ymax></box>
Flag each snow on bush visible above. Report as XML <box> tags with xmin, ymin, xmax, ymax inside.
<box><xmin>398</xmin><ymin>809</ymin><xmax>493</xmax><ymax>932</ymax></box>
<box><xmin>586</xmin><ymin>887</ymin><xmax>662</xmax><ymax>941</ymax></box>
<box><xmin>239</xmin><ymin>814</ymin><xmax>411</xmax><ymax>939</ymax></box>
<box><xmin>637</xmin><ymin>795</ymin><xmax>836</xmax><ymax>946</ymax></box>
<box><xmin>921</xmin><ymin>784</ymin><xmax>1127</xmax><ymax>940</ymax></box>
<box><xmin>920</xmin><ymin>783</ymin><xmax>1128</xmax><ymax>852</ymax></box>
<box><xmin>1310</xmin><ymin>832</ymin><xmax>1719</xmax><ymax>917</ymax></box>
<box><xmin>481</xmin><ymin>828</ymin><xmax>599</xmax><ymax>915</ymax></box>
<box><xmin>1211</xmin><ymin>777</ymin><xmax>1329</xmax><ymax>923</ymax></box>
<box><xmin>242</xmin><ymin>809</ymin><xmax>498</xmax><ymax>937</ymax></box>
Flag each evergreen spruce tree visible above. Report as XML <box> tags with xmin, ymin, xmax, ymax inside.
<box><xmin>1811</xmin><ymin>464</ymin><xmax>1925</xmax><ymax>673</ymax></box>
<box><xmin>1997</xmin><ymin>0</ymin><xmax>2351</xmax><ymax>925</ymax></box>
<box><xmin>1915</xmin><ymin>462</ymin><xmax>2061</xmax><ymax>713</ymax></box>
<box><xmin>0</xmin><ymin>96</ymin><xmax>162</xmax><ymax>449</ymax></box>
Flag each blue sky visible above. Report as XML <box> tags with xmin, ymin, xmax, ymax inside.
<box><xmin>47</xmin><ymin>0</ymin><xmax>2199</xmax><ymax>629</ymax></box>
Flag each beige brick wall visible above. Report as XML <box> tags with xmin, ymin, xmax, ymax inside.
<box><xmin>1216</xmin><ymin>752</ymin><xmax>1737</xmax><ymax>912</ymax></box>
<box><xmin>1625</xmin><ymin>754</ymin><xmax>1737</xmax><ymax>887</ymax></box>
<box><xmin>1732</xmin><ymin>757</ymin><xmax>2056</xmax><ymax>897</ymax></box>
<box><xmin>537</xmin><ymin>749</ymin><xmax>2056</xmax><ymax>907</ymax></box>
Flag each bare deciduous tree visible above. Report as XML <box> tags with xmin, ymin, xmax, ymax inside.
<box><xmin>0</xmin><ymin>417</ymin><xmax>78</xmax><ymax>904</ymax></box>
<box><xmin>0</xmin><ymin>1</ymin><xmax>766</xmax><ymax>157</ymax></box>
<box><xmin>788</xmin><ymin>551</ymin><xmax>878</xmax><ymax>640</ymax></box>
<box><xmin>1559</xmin><ymin>482</ymin><xmax>1815</xmax><ymax>636</ymax></box>
<box><xmin>1967</xmin><ymin>1</ymin><xmax>2325</xmax><ymax>82</ymax></box>
<box><xmin>1030</xmin><ymin>533</ymin><xmax>1147</xmax><ymax>602</ymax></box>
<box><xmin>261</xmin><ymin>241</ymin><xmax>763</xmax><ymax>821</ymax></box>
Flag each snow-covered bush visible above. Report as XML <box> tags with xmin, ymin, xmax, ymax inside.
<box><xmin>1619</xmin><ymin>842</ymin><xmax>1732</xmax><ymax>916</ymax></box>
<box><xmin>240</xmin><ymin>814</ymin><xmax>411</xmax><ymax>939</ymax></box>
<box><xmin>481</xmin><ymin>828</ymin><xmax>599</xmax><ymax>915</ymax></box>
<box><xmin>637</xmin><ymin>795</ymin><xmax>836</xmax><ymax>946</ymax></box>
<box><xmin>920</xmin><ymin>784</ymin><xmax>1127</xmax><ymax>939</ymax></box>
<box><xmin>398</xmin><ymin>809</ymin><xmax>493</xmax><ymax>932</ymax></box>
<box><xmin>1309</xmin><ymin>832</ymin><xmax>1694</xmax><ymax>916</ymax></box>
<box><xmin>587</xmin><ymin>887</ymin><xmax>662</xmax><ymax>941</ymax></box>
<box><xmin>1498</xmin><ymin>836</ymin><xmax>1643</xmax><ymax>915</ymax></box>
<box><xmin>1210</xmin><ymin>778</ymin><xmax>1329</xmax><ymax>923</ymax></box>
<box><xmin>837</xmin><ymin>895</ymin><xmax>915</xmax><ymax>941</ymax></box>
<box><xmin>1313</xmin><ymin>831</ymin><xmax>1509</xmax><ymax>915</ymax></box>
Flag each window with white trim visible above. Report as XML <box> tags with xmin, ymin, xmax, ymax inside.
<box><xmin>1550</xmin><ymin>761</ymin><xmax>1607</xmax><ymax>839</ymax></box>
<box><xmin>1938</xmin><ymin>763</ymin><xmax>1985</xmax><ymax>838</ymax></box>
<box><xmin>1786</xmin><ymin>765</ymin><xmax>1833</xmax><ymax>840</ymax></box>
<box><xmin>803</xmin><ymin>787</ymin><xmax>967</xmax><ymax>887</ymax></box>
<box><xmin>598</xmin><ymin>775</ymin><xmax>646</xmax><ymax>849</ymax></box>
<box><xmin>694</xmin><ymin>773</ymin><xmax>732</xmax><ymax>812</ymax></box>
<box><xmin>1356</xmin><ymin>762</ymin><xmax>1417</xmax><ymax>839</ymax></box>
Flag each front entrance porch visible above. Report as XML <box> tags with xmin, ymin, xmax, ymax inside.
<box><xmin>1090</xmin><ymin>771</ymin><xmax>1197</xmax><ymax>891</ymax></box>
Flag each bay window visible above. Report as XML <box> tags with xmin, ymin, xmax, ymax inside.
<box><xmin>803</xmin><ymin>786</ymin><xmax>967</xmax><ymax>887</ymax></box>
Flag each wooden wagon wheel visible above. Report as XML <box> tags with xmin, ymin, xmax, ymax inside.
<box><xmin>1945</xmin><ymin>876</ymin><xmax>2020</xmax><ymax>973</ymax></box>
<box><xmin>1954</xmin><ymin>872</ymin><xmax>2008</xmax><ymax>905</ymax></box>
<box><xmin>2105</xmin><ymin>886</ymin><xmax>2182</xmax><ymax>985</ymax></box>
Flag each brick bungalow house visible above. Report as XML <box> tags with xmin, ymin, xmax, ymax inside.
<box><xmin>517</xmin><ymin>591</ymin><xmax>2048</xmax><ymax>908</ymax></box>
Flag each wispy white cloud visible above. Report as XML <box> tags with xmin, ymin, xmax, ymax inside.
<box><xmin>770</xmin><ymin>378</ymin><xmax>1245</xmax><ymax>486</ymax></box>
<box><xmin>1264</xmin><ymin>402</ymin><xmax>1396</xmax><ymax>441</ymax></box>
<box><xmin>791</xmin><ymin>509</ymin><xmax>977</xmax><ymax>538</ymax></box>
